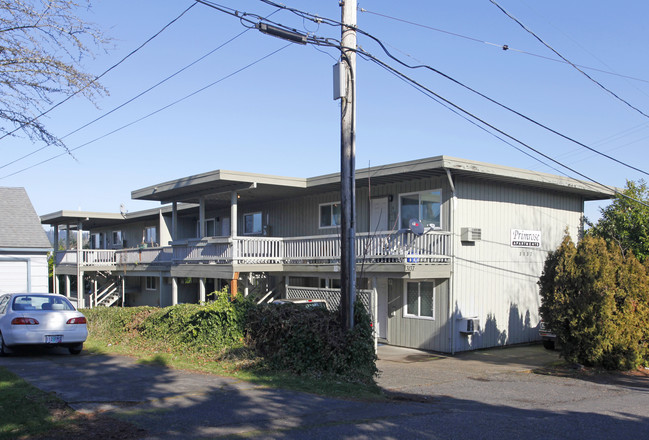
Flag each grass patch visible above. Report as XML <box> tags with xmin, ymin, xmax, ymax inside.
<box><xmin>0</xmin><ymin>367</ymin><xmax>63</xmax><ymax>439</ymax></box>
<box><xmin>83</xmin><ymin>302</ymin><xmax>385</xmax><ymax>402</ymax></box>
<box><xmin>0</xmin><ymin>366</ymin><xmax>146</xmax><ymax>440</ymax></box>
<box><xmin>85</xmin><ymin>336</ymin><xmax>384</xmax><ymax>401</ymax></box>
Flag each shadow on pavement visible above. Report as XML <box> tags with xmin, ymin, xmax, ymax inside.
<box><xmin>2</xmin><ymin>347</ymin><xmax>649</xmax><ymax>439</ymax></box>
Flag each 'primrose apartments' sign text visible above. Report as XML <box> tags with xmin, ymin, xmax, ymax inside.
<box><xmin>511</xmin><ymin>229</ymin><xmax>541</xmax><ymax>248</ymax></box>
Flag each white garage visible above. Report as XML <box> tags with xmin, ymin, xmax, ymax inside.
<box><xmin>0</xmin><ymin>188</ymin><xmax>52</xmax><ymax>293</ymax></box>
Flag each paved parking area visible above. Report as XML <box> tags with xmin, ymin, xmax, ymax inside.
<box><xmin>376</xmin><ymin>343</ymin><xmax>561</xmax><ymax>398</ymax></box>
<box><xmin>2</xmin><ymin>344</ymin><xmax>648</xmax><ymax>439</ymax></box>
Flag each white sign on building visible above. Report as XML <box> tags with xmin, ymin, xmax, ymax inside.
<box><xmin>511</xmin><ymin>229</ymin><xmax>542</xmax><ymax>248</ymax></box>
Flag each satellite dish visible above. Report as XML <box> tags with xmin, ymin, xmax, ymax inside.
<box><xmin>120</xmin><ymin>203</ymin><xmax>127</xmax><ymax>217</ymax></box>
<box><xmin>409</xmin><ymin>218</ymin><xmax>425</xmax><ymax>236</ymax></box>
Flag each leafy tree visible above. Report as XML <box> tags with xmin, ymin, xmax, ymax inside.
<box><xmin>539</xmin><ymin>234</ymin><xmax>649</xmax><ymax>370</ymax></box>
<box><xmin>0</xmin><ymin>0</ymin><xmax>108</xmax><ymax>146</ymax></box>
<box><xmin>588</xmin><ymin>179</ymin><xmax>649</xmax><ymax>262</ymax></box>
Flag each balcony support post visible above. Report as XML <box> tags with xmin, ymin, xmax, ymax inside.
<box><xmin>76</xmin><ymin>220</ymin><xmax>84</xmax><ymax>309</ymax></box>
<box><xmin>199</xmin><ymin>278</ymin><xmax>206</xmax><ymax>303</ymax></box>
<box><xmin>171</xmin><ymin>277</ymin><xmax>178</xmax><ymax>306</ymax></box>
<box><xmin>199</xmin><ymin>196</ymin><xmax>206</xmax><ymax>238</ymax></box>
<box><xmin>231</xmin><ymin>191</ymin><xmax>238</xmax><ymax>263</ymax></box>
<box><xmin>172</xmin><ymin>202</ymin><xmax>178</xmax><ymax>241</ymax></box>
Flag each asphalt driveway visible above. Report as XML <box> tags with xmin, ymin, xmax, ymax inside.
<box><xmin>2</xmin><ymin>344</ymin><xmax>648</xmax><ymax>439</ymax></box>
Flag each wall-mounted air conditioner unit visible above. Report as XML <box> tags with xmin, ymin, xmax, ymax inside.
<box><xmin>457</xmin><ymin>316</ymin><xmax>479</xmax><ymax>335</ymax></box>
<box><xmin>461</xmin><ymin>227</ymin><xmax>482</xmax><ymax>242</ymax></box>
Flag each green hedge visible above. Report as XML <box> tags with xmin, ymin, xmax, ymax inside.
<box><xmin>84</xmin><ymin>292</ymin><xmax>377</xmax><ymax>383</ymax></box>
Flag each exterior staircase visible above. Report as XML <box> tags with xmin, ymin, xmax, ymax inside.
<box><xmin>90</xmin><ymin>271</ymin><xmax>121</xmax><ymax>307</ymax></box>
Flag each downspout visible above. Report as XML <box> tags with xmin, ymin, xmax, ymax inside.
<box><xmin>445</xmin><ymin>168</ymin><xmax>457</xmax><ymax>355</ymax></box>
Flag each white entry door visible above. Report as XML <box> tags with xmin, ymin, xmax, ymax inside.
<box><xmin>370</xmin><ymin>197</ymin><xmax>389</xmax><ymax>232</ymax></box>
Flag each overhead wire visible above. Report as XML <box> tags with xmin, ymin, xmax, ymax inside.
<box><xmin>488</xmin><ymin>0</ymin><xmax>649</xmax><ymax>120</ymax></box>
<box><xmin>0</xmin><ymin>2</ymin><xmax>198</xmax><ymax>149</ymax></box>
<box><xmin>210</xmin><ymin>1</ymin><xmax>648</xmax><ymax>205</ymax></box>
<box><xmin>357</xmin><ymin>47</ymin><xmax>649</xmax><ymax>208</ymax></box>
<box><xmin>0</xmin><ymin>43</ymin><xmax>292</xmax><ymax>180</ymax></box>
<box><xmin>352</xmin><ymin>21</ymin><xmax>649</xmax><ymax>177</ymax></box>
<box><xmin>251</xmin><ymin>1</ymin><xmax>649</xmax><ymax>177</ymax></box>
<box><xmin>6</xmin><ymin>0</ymin><xmax>644</xmax><ymax>208</ymax></box>
<box><xmin>358</xmin><ymin>6</ymin><xmax>649</xmax><ymax>85</ymax></box>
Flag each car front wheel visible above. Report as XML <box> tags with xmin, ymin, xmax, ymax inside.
<box><xmin>68</xmin><ymin>344</ymin><xmax>83</xmax><ymax>355</ymax></box>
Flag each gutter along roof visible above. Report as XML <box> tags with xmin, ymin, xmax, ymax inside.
<box><xmin>40</xmin><ymin>204</ymin><xmax>197</xmax><ymax>229</ymax></box>
<box><xmin>131</xmin><ymin>156</ymin><xmax>616</xmax><ymax>206</ymax></box>
<box><xmin>41</xmin><ymin>156</ymin><xmax>616</xmax><ymax>229</ymax></box>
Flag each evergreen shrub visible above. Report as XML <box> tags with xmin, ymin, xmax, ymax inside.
<box><xmin>246</xmin><ymin>300</ymin><xmax>378</xmax><ymax>383</ymax></box>
<box><xmin>539</xmin><ymin>235</ymin><xmax>649</xmax><ymax>370</ymax></box>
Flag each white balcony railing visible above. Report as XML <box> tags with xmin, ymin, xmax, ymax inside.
<box><xmin>55</xmin><ymin>231</ymin><xmax>452</xmax><ymax>268</ymax></box>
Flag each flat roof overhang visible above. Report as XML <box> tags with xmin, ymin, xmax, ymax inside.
<box><xmin>131</xmin><ymin>170</ymin><xmax>308</xmax><ymax>209</ymax></box>
<box><xmin>130</xmin><ymin>156</ymin><xmax>615</xmax><ymax>209</ymax></box>
<box><xmin>41</xmin><ymin>204</ymin><xmax>197</xmax><ymax>229</ymax></box>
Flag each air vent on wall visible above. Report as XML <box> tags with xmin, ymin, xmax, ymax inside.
<box><xmin>461</xmin><ymin>227</ymin><xmax>482</xmax><ymax>242</ymax></box>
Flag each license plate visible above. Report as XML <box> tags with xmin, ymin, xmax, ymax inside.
<box><xmin>45</xmin><ymin>335</ymin><xmax>63</xmax><ymax>344</ymax></box>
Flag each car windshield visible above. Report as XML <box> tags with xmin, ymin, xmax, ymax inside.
<box><xmin>12</xmin><ymin>295</ymin><xmax>74</xmax><ymax>311</ymax></box>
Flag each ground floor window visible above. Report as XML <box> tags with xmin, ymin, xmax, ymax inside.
<box><xmin>145</xmin><ymin>277</ymin><xmax>157</xmax><ymax>291</ymax></box>
<box><xmin>404</xmin><ymin>281</ymin><xmax>435</xmax><ymax>319</ymax></box>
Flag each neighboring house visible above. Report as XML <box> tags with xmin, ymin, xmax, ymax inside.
<box><xmin>41</xmin><ymin>156</ymin><xmax>614</xmax><ymax>353</ymax></box>
<box><xmin>0</xmin><ymin>187</ymin><xmax>52</xmax><ymax>294</ymax></box>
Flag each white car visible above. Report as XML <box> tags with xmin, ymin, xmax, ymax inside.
<box><xmin>0</xmin><ymin>293</ymin><xmax>87</xmax><ymax>355</ymax></box>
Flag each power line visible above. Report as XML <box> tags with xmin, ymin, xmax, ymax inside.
<box><xmin>358</xmin><ymin>47</ymin><xmax>649</xmax><ymax>208</ymax></box>
<box><xmin>360</xmin><ymin>29</ymin><xmax>649</xmax><ymax>177</ymax></box>
<box><xmin>197</xmin><ymin>0</ymin><xmax>648</xmax><ymax>206</ymax></box>
<box><xmin>488</xmin><ymin>0</ymin><xmax>649</xmax><ymax>121</ymax></box>
<box><xmin>0</xmin><ymin>2</ymin><xmax>198</xmax><ymax>149</ymax></box>
<box><xmin>0</xmin><ymin>8</ymin><xmax>281</xmax><ymax>171</ymax></box>
<box><xmin>251</xmin><ymin>1</ymin><xmax>649</xmax><ymax>177</ymax></box>
<box><xmin>358</xmin><ymin>6</ymin><xmax>649</xmax><ymax>85</ymax></box>
<box><xmin>0</xmin><ymin>43</ymin><xmax>292</xmax><ymax>180</ymax></box>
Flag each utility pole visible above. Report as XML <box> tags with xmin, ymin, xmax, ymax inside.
<box><xmin>340</xmin><ymin>0</ymin><xmax>357</xmax><ymax>331</ymax></box>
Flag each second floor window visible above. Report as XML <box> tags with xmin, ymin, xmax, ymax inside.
<box><xmin>319</xmin><ymin>202</ymin><xmax>341</xmax><ymax>228</ymax></box>
<box><xmin>144</xmin><ymin>227</ymin><xmax>156</xmax><ymax>245</ymax></box>
<box><xmin>112</xmin><ymin>231</ymin><xmax>122</xmax><ymax>246</ymax></box>
<box><xmin>400</xmin><ymin>190</ymin><xmax>442</xmax><ymax>229</ymax></box>
<box><xmin>244</xmin><ymin>212</ymin><xmax>262</xmax><ymax>235</ymax></box>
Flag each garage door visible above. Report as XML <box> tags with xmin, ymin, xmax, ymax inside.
<box><xmin>0</xmin><ymin>260</ymin><xmax>28</xmax><ymax>293</ymax></box>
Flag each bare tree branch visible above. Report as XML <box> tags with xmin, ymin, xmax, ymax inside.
<box><xmin>0</xmin><ymin>0</ymin><xmax>109</xmax><ymax>148</ymax></box>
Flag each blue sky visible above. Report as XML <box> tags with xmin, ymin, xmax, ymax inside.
<box><xmin>3</xmin><ymin>0</ymin><xmax>649</xmax><ymax>223</ymax></box>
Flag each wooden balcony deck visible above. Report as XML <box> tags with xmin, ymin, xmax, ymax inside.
<box><xmin>55</xmin><ymin>231</ymin><xmax>452</xmax><ymax>268</ymax></box>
